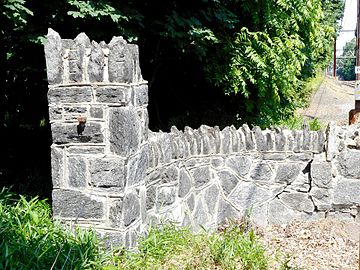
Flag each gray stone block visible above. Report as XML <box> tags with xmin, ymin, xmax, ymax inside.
<box><xmin>95</xmin><ymin>86</ymin><xmax>131</xmax><ymax>104</ymax></box>
<box><xmin>221</xmin><ymin>127</ymin><xmax>231</xmax><ymax>154</ymax></box>
<box><xmin>127</xmin><ymin>147</ymin><xmax>149</xmax><ymax>187</ymax></box>
<box><xmin>187</xmin><ymin>193</ymin><xmax>195</xmax><ymax>212</ymax></box>
<box><xmin>89</xmin><ymin>158</ymin><xmax>125</xmax><ymax>189</ymax></box>
<box><xmin>228</xmin><ymin>181</ymin><xmax>273</xmax><ymax>213</ymax></box>
<box><xmin>67</xmin><ymin>146</ymin><xmax>105</xmax><ymax>155</ymax></box>
<box><xmin>51</xmin><ymin>147</ymin><xmax>64</xmax><ymax>188</ymax></box>
<box><xmin>133</xmin><ymin>84</ymin><xmax>148</xmax><ymax>106</ymax></box>
<box><xmin>146</xmin><ymin>186</ymin><xmax>156</xmax><ymax>210</ymax></box>
<box><xmin>49</xmin><ymin>106</ymin><xmax>62</xmax><ymax>121</ymax></box>
<box><xmin>178</xmin><ymin>169</ymin><xmax>192</xmax><ymax>198</ymax></box>
<box><xmin>292</xmin><ymin>131</ymin><xmax>302</xmax><ymax>153</ymax></box>
<box><xmin>109</xmin><ymin>107</ymin><xmax>141</xmax><ymax>156</ymax></box>
<box><xmin>157</xmin><ymin>186</ymin><xmax>176</xmax><ymax>207</ymax></box>
<box><xmin>109</xmin><ymin>200</ymin><xmax>123</xmax><ymax>226</ymax></box>
<box><xmin>275</xmin><ymin>164</ymin><xmax>301</xmax><ymax>184</ymax></box>
<box><xmin>51</xmin><ymin>122</ymin><xmax>103</xmax><ymax>144</ymax></box>
<box><xmin>48</xmin><ymin>87</ymin><xmax>93</xmax><ymax>104</ymax></box>
<box><xmin>193</xmin><ymin>200</ymin><xmax>209</xmax><ymax>229</ymax></box>
<box><xmin>225</xmin><ymin>156</ymin><xmax>251</xmax><ymax>178</ymax></box>
<box><xmin>279</xmin><ymin>192</ymin><xmax>315</xmax><ymax>213</ymax></box>
<box><xmin>204</xmin><ymin>184</ymin><xmax>219</xmax><ymax>215</ymax></box>
<box><xmin>275</xmin><ymin>129</ymin><xmax>286</xmax><ymax>151</ymax></box>
<box><xmin>268</xmin><ymin>199</ymin><xmax>297</xmax><ymax>225</ymax></box>
<box><xmin>190</xmin><ymin>166</ymin><xmax>211</xmax><ymax>188</ymax></box>
<box><xmin>334</xmin><ymin>178</ymin><xmax>360</xmax><ymax>206</ymax></box>
<box><xmin>45</xmin><ymin>29</ymin><xmax>63</xmax><ymax>84</ymax></box>
<box><xmin>311</xmin><ymin>162</ymin><xmax>332</xmax><ymax>188</ymax></box>
<box><xmin>253</xmin><ymin>126</ymin><xmax>266</xmax><ymax>151</ymax></box>
<box><xmin>211</xmin><ymin>157</ymin><xmax>224</xmax><ymax>168</ymax></box>
<box><xmin>88</xmin><ymin>41</ymin><xmax>105</xmax><ymax>82</ymax></box>
<box><xmin>123</xmin><ymin>191</ymin><xmax>140</xmax><ymax>226</ymax></box>
<box><xmin>337</xmin><ymin>151</ymin><xmax>360</xmax><ymax>179</ymax></box>
<box><xmin>161</xmin><ymin>165</ymin><xmax>179</xmax><ymax>184</ymax></box>
<box><xmin>52</xmin><ymin>189</ymin><xmax>104</xmax><ymax>219</ymax></box>
<box><xmin>217</xmin><ymin>170</ymin><xmax>239</xmax><ymax>196</ymax></box>
<box><xmin>230</xmin><ymin>126</ymin><xmax>240</xmax><ymax>152</ymax></box>
<box><xmin>241</xmin><ymin>124</ymin><xmax>255</xmax><ymax>150</ymax></box>
<box><xmin>90</xmin><ymin>106</ymin><xmax>103</xmax><ymax>119</ymax></box>
<box><xmin>69</xmin><ymin>32</ymin><xmax>91</xmax><ymax>83</ymax></box>
<box><xmin>68</xmin><ymin>157</ymin><xmax>87</xmax><ymax>188</ymax></box>
<box><xmin>217</xmin><ymin>198</ymin><xmax>239</xmax><ymax>225</ymax></box>
<box><xmin>302</xmin><ymin>129</ymin><xmax>311</xmax><ymax>151</ymax></box>
<box><xmin>108</xmin><ymin>36</ymin><xmax>133</xmax><ymax>83</ymax></box>
<box><xmin>250</xmin><ymin>163</ymin><xmax>273</xmax><ymax>181</ymax></box>
<box><xmin>213</xmin><ymin>126</ymin><xmax>221</xmax><ymax>153</ymax></box>
<box><xmin>310</xmin><ymin>187</ymin><xmax>332</xmax><ymax>210</ymax></box>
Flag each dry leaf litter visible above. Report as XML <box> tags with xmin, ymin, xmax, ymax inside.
<box><xmin>257</xmin><ymin>219</ymin><xmax>359</xmax><ymax>269</ymax></box>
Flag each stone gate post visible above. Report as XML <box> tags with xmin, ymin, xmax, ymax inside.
<box><xmin>45</xmin><ymin>29</ymin><xmax>149</xmax><ymax>246</ymax></box>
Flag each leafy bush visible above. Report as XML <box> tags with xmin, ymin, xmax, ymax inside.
<box><xmin>0</xmin><ymin>188</ymin><xmax>106</xmax><ymax>270</ymax></box>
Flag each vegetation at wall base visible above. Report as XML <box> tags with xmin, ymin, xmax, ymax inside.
<box><xmin>0</xmin><ymin>188</ymin><xmax>301</xmax><ymax>270</ymax></box>
<box><xmin>0</xmin><ymin>188</ymin><xmax>107</xmax><ymax>270</ymax></box>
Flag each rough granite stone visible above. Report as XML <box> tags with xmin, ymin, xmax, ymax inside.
<box><xmin>109</xmin><ymin>107</ymin><xmax>141</xmax><ymax>156</ymax></box>
<box><xmin>45</xmin><ymin>29</ymin><xmax>63</xmax><ymax>84</ymax></box>
<box><xmin>337</xmin><ymin>151</ymin><xmax>360</xmax><ymax>179</ymax></box>
<box><xmin>133</xmin><ymin>84</ymin><xmax>148</xmax><ymax>106</ymax></box>
<box><xmin>253</xmin><ymin>126</ymin><xmax>267</xmax><ymax>151</ymax></box>
<box><xmin>68</xmin><ymin>156</ymin><xmax>87</xmax><ymax>188</ymax></box>
<box><xmin>127</xmin><ymin>147</ymin><xmax>149</xmax><ymax>187</ymax></box>
<box><xmin>225</xmin><ymin>156</ymin><xmax>251</xmax><ymax>178</ymax></box>
<box><xmin>311</xmin><ymin>161</ymin><xmax>332</xmax><ymax>188</ymax></box>
<box><xmin>190</xmin><ymin>166</ymin><xmax>211</xmax><ymax>188</ymax></box>
<box><xmin>228</xmin><ymin>181</ymin><xmax>273</xmax><ymax>213</ymax></box>
<box><xmin>250</xmin><ymin>163</ymin><xmax>273</xmax><ymax>181</ymax></box>
<box><xmin>241</xmin><ymin>124</ymin><xmax>255</xmax><ymax>150</ymax></box>
<box><xmin>95</xmin><ymin>86</ymin><xmax>131</xmax><ymax>104</ymax></box>
<box><xmin>204</xmin><ymin>184</ymin><xmax>220</xmax><ymax>216</ymax></box>
<box><xmin>108</xmin><ymin>36</ymin><xmax>133</xmax><ymax>83</ymax></box>
<box><xmin>193</xmin><ymin>200</ymin><xmax>209</xmax><ymax>230</ymax></box>
<box><xmin>221</xmin><ymin>127</ymin><xmax>232</xmax><ymax>154</ymax></box>
<box><xmin>109</xmin><ymin>200</ymin><xmax>123</xmax><ymax>226</ymax></box>
<box><xmin>52</xmin><ymin>189</ymin><xmax>104</xmax><ymax>219</ymax></box>
<box><xmin>51</xmin><ymin>147</ymin><xmax>64</xmax><ymax>188</ymax></box>
<box><xmin>187</xmin><ymin>193</ymin><xmax>195</xmax><ymax>212</ymax></box>
<box><xmin>161</xmin><ymin>165</ymin><xmax>179</xmax><ymax>184</ymax></box>
<box><xmin>90</xmin><ymin>106</ymin><xmax>103</xmax><ymax>119</ymax></box>
<box><xmin>178</xmin><ymin>169</ymin><xmax>192</xmax><ymax>198</ymax></box>
<box><xmin>89</xmin><ymin>158</ymin><xmax>125</xmax><ymax>189</ymax></box>
<box><xmin>51</xmin><ymin>122</ymin><xmax>103</xmax><ymax>144</ymax></box>
<box><xmin>157</xmin><ymin>186</ymin><xmax>177</xmax><ymax>207</ymax></box>
<box><xmin>88</xmin><ymin>41</ymin><xmax>105</xmax><ymax>82</ymax></box>
<box><xmin>217</xmin><ymin>198</ymin><xmax>239</xmax><ymax>225</ymax></box>
<box><xmin>49</xmin><ymin>106</ymin><xmax>62</xmax><ymax>121</ymax></box>
<box><xmin>217</xmin><ymin>170</ymin><xmax>239</xmax><ymax>196</ymax></box>
<box><xmin>268</xmin><ymin>199</ymin><xmax>297</xmax><ymax>225</ymax></box>
<box><xmin>279</xmin><ymin>192</ymin><xmax>315</xmax><ymax>213</ymax></box>
<box><xmin>275</xmin><ymin>129</ymin><xmax>286</xmax><ymax>151</ymax></box>
<box><xmin>275</xmin><ymin>164</ymin><xmax>301</xmax><ymax>184</ymax></box>
<box><xmin>334</xmin><ymin>178</ymin><xmax>360</xmax><ymax>206</ymax></box>
<box><xmin>48</xmin><ymin>87</ymin><xmax>93</xmax><ymax>104</ymax></box>
<box><xmin>146</xmin><ymin>186</ymin><xmax>156</xmax><ymax>210</ymax></box>
<box><xmin>123</xmin><ymin>191</ymin><xmax>140</xmax><ymax>226</ymax></box>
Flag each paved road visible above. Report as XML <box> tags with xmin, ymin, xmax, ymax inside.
<box><xmin>298</xmin><ymin>77</ymin><xmax>355</xmax><ymax>126</ymax></box>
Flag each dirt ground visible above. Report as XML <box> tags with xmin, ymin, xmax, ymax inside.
<box><xmin>297</xmin><ymin>76</ymin><xmax>355</xmax><ymax>126</ymax></box>
<box><xmin>258</xmin><ymin>219</ymin><xmax>360</xmax><ymax>270</ymax></box>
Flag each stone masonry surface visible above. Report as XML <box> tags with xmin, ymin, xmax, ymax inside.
<box><xmin>45</xmin><ymin>29</ymin><xmax>360</xmax><ymax>247</ymax></box>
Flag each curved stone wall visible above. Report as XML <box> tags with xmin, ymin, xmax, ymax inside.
<box><xmin>45</xmin><ymin>30</ymin><xmax>360</xmax><ymax>247</ymax></box>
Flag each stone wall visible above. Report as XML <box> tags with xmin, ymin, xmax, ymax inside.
<box><xmin>45</xmin><ymin>30</ymin><xmax>360</xmax><ymax>247</ymax></box>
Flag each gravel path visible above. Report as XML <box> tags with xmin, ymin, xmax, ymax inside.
<box><xmin>298</xmin><ymin>77</ymin><xmax>355</xmax><ymax>125</ymax></box>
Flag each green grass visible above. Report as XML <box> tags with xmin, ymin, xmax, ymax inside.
<box><xmin>0</xmin><ymin>187</ymin><xmax>107</xmax><ymax>270</ymax></box>
<box><xmin>1</xmin><ymin>188</ymin><xmax>297</xmax><ymax>269</ymax></box>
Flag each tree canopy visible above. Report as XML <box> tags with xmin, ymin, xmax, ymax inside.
<box><xmin>0</xmin><ymin>0</ymin><xmax>344</xmax><ymax>196</ymax></box>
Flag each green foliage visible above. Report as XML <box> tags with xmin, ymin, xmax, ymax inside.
<box><xmin>274</xmin><ymin>115</ymin><xmax>324</xmax><ymax>131</ymax></box>
<box><xmin>337</xmin><ymin>38</ymin><xmax>356</xmax><ymax>81</ymax></box>
<box><xmin>0</xmin><ymin>188</ymin><xmax>107</xmax><ymax>269</ymax></box>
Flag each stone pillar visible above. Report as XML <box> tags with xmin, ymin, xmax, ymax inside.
<box><xmin>45</xmin><ymin>29</ymin><xmax>149</xmax><ymax>246</ymax></box>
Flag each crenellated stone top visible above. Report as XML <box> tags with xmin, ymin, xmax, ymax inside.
<box><xmin>147</xmin><ymin>124</ymin><xmax>326</xmax><ymax>168</ymax></box>
<box><xmin>44</xmin><ymin>28</ymin><xmax>144</xmax><ymax>85</ymax></box>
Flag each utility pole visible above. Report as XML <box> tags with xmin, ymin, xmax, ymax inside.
<box><xmin>349</xmin><ymin>0</ymin><xmax>360</xmax><ymax>124</ymax></box>
<box><xmin>333</xmin><ymin>39</ymin><xmax>337</xmax><ymax>77</ymax></box>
